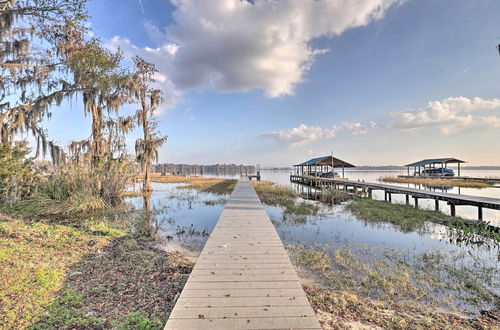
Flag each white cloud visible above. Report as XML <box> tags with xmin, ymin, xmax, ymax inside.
<box><xmin>108</xmin><ymin>0</ymin><xmax>402</xmax><ymax>107</ymax></box>
<box><xmin>262</xmin><ymin>120</ymin><xmax>378</xmax><ymax>147</ymax></box>
<box><xmin>343</xmin><ymin>122</ymin><xmax>370</xmax><ymax>135</ymax></box>
<box><xmin>262</xmin><ymin>124</ymin><xmax>338</xmax><ymax>147</ymax></box>
<box><xmin>389</xmin><ymin>96</ymin><xmax>500</xmax><ymax>134</ymax></box>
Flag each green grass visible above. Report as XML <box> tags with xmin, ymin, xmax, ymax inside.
<box><xmin>253</xmin><ymin>181</ymin><xmax>320</xmax><ymax>216</ymax></box>
<box><xmin>346</xmin><ymin>199</ymin><xmax>464</xmax><ymax>233</ymax></box>
<box><xmin>0</xmin><ymin>219</ymin><xmax>119</xmax><ymax>328</ymax></box>
<box><xmin>0</xmin><ymin>214</ymin><xmax>193</xmax><ymax>328</ymax></box>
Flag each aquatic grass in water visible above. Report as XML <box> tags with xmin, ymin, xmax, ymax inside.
<box><xmin>346</xmin><ymin>198</ymin><xmax>469</xmax><ymax>233</ymax></box>
<box><xmin>380</xmin><ymin>176</ymin><xmax>492</xmax><ymax>188</ymax></box>
<box><xmin>253</xmin><ymin>181</ymin><xmax>320</xmax><ymax>216</ymax></box>
<box><xmin>289</xmin><ymin>243</ymin><xmax>499</xmax><ymax>316</ymax></box>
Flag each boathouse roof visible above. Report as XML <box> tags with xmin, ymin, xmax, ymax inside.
<box><xmin>294</xmin><ymin>155</ymin><xmax>355</xmax><ymax>168</ymax></box>
<box><xmin>404</xmin><ymin>158</ymin><xmax>465</xmax><ymax>167</ymax></box>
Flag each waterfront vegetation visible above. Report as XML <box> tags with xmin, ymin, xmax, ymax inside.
<box><xmin>380</xmin><ymin>176</ymin><xmax>492</xmax><ymax>188</ymax></box>
<box><xmin>252</xmin><ymin>181</ymin><xmax>320</xmax><ymax>215</ymax></box>
<box><xmin>289</xmin><ymin>244</ymin><xmax>499</xmax><ymax>329</ymax></box>
<box><xmin>150</xmin><ymin>174</ymin><xmax>237</xmax><ymax>194</ymax></box>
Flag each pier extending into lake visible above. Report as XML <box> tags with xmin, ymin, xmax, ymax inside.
<box><xmin>291</xmin><ymin>175</ymin><xmax>500</xmax><ymax>221</ymax></box>
<box><xmin>165</xmin><ymin>179</ymin><xmax>320</xmax><ymax>329</ymax></box>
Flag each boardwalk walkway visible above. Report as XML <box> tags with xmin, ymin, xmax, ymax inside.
<box><xmin>165</xmin><ymin>179</ymin><xmax>320</xmax><ymax>329</ymax></box>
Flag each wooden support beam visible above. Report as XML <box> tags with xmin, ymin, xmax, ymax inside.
<box><xmin>414</xmin><ymin>197</ymin><xmax>418</xmax><ymax>208</ymax></box>
<box><xmin>450</xmin><ymin>204</ymin><xmax>456</xmax><ymax>217</ymax></box>
<box><xmin>435</xmin><ymin>199</ymin><xmax>439</xmax><ymax>211</ymax></box>
<box><xmin>405</xmin><ymin>194</ymin><xmax>409</xmax><ymax>205</ymax></box>
<box><xmin>388</xmin><ymin>193</ymin><xmax>392</xmax><ymax>203</ymax></box>
<box><xmin>478</xmin><ymin>207</ymin><xmax>483</xmax><ymax>221</ymax></box>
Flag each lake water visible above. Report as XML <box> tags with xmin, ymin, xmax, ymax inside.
<box><xmin>126</xmin><ymin>170</ymin><xmax>500</xmax><ymax>315</ymax></box>
<box><xmin>259</xmin><ymin>169</ymin><xmax>500</xmax><ymax>226</ymax></box>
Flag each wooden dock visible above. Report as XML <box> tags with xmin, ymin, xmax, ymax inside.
<box><xmin>165</xmin><ymin>179</ymin><xmax>320</xmax><ymax>329</ymax></box>
<box><xmin>291</xmin><ymin>175</ymin><xmax>500</xmax><ymax>221</ymax></box>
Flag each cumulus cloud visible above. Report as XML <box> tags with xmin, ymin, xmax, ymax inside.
<box><xmin>262</xmin><ymin>121</ymin><xmax>378</xmax><ymax>147</ymax></box>
<box><xmin>108</xmin><ymin>0</ymin><xmax>402</xmax><ymax>107</ymax></box>
<box><xmin>342</xmin><ymin>121</ymin><xmax>376</xmax><ymax>135</ymax></box>
<box><xmin>389</xmin><ymin>96</ymin><xmax>500</xmax><ymax>134</ymax></box>
<box><xmin>262</xmin><ymin>124</ymin><xmax>338</xmax><ymax>147</ymax></box>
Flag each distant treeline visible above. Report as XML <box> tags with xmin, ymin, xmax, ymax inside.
<box><xmin>154</xmin><ymin>163</ymin><xmax>256</xmax><ymax>175</ymax></box>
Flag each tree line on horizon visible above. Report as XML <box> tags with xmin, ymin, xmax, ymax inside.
<box><xmin>0</xmin><ymin>0</ymin><xmax>166</xmax><ymax>213</ymax></box>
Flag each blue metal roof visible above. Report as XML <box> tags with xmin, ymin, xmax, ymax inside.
<box><xmin>294</xmin><ymin>156</ymin><xmax>355</xmax><ymax>167</ymax></box>
<box><xmin>294</xmin><ymin>156</ymin><xmax>329</xmax><ymax>167</ymax></box>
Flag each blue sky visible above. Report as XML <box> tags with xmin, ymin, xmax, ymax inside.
<box><xmin>44</xmin><ymin>0</ymin><xmax>500</xmax><ymax>166</ymax></box>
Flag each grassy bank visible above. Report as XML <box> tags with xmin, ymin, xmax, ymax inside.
<box><xmin>288</xmin><ymin>244</ymin><xmax>499</xmax><ymax>329</ymax></box>
<box><xmin>0</xmin><ymin>215</ymin><xmax>193</xmax><ymax>329</ymax></box>
<box><xmin>150</xmin><ymin>174</ymin><xmax>237</xmax><ymax>194</ymax></box>
<box><xmin>380</xmin><ymin>176</ymin><xmax>491</xmax><ymax>188</ymax></box>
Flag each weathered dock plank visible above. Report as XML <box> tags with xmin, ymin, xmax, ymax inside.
<box><xmin>164</xmin><ymin>179</ymin><xmax>320</xmax><ymax>330</ymax></box>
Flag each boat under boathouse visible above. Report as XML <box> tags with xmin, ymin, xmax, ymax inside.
<box><xmin>292</xmin><ymin>155</ymin><xmax>355</xmax><ymax>178</ymax></box>
<box><xmin>404</xmin><ymin>158</ymin><xmax>465</xmax><ymax>177</ymax></box>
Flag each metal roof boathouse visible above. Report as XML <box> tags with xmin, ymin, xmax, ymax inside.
<box><xmin>293</xmin><ymin>155</ymin><xmax>355</xmax><ymax>178</ymax></box>
<box><xmin>404</xmin><ymin>157</ymin><xmax>465</xmax><ymax>177</ymax></box>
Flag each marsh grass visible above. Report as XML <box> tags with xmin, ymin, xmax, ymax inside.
<box><xmin>380</xmin><ymin>176</ymin><xmax>492</xmax><ymax>188</ymax></box>
<box><xmin>303</xmin><ymin>283</ymin><xmax>498</xmax><ymax>329</ymax></box>
<box><xmin>253</xmin><ymin>181</ymin><xmax>320</xmax><ymax>216</ymax></box>
<box><xmin>449</xmin><ymin>220</ymin><xmax>500</xmax><ymax>243</ymax></box>
<box><xmin>289</xmin><ymin>243</ymin><xmax>499</xmax><ymax>320</ymax></box>
<box><xmin>151</xmin><ymin>175</ymin><xmax>237</xmax><ymax>194</ymax></box>
<box><xmin>346</xmin><ymin>199</ymin><xmax>467</xmax><ymax>233</ymax></box>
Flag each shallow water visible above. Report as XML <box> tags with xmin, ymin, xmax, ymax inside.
<box><xmin>126</xmin><ymin>174</ymin><xmax>499</xmax><ymax>315</ymax></box>
<box><xmin>258</xmin><ymin>169</ymin><xmax>500</xmax><ymax>226</ymax></box>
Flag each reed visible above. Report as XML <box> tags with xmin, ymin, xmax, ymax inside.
<box><xmin>380</xmin><ymin>176</ymin><xmax>491</xmax><ymax>188</ymax></box>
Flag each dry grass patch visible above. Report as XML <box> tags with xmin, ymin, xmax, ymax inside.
<box><xmin>380</xmin><ymin>176</ymin><xmax>491</xmax><ymax>188</ymax></box>
<box><xmin>150</xmin><ymin>175</ymin><xmax>237</xmax><ymax>194</ymax></box>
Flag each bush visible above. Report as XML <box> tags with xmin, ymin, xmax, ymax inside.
<box><xmin>0</xmin><ymin>141</ymin><xmax>40</xmax><ymax>202</ymax></box>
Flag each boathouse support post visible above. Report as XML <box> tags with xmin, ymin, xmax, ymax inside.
<box><xmin>405</xmin><ymin>194</ymin><xmax>409</xmax><ymax>205</ymax></box>
<box><xmin>478</xmin><ymin>207</ymin><xmax>483</xmax><ymax>221</ymax></box>
<box><xmin>435</xmin><ymin>199</ymin><xmax>439</xmax><ymax>211</ymax></box>
<box><xmin>414</xmin><ymin>197</ymin><xmax>419</xmax><ymax>208</ymax></box>
<box><xmin>388</xmin><ymin>193</ymin><xmax>392</xmax><ymax>203</ymax></box>
<box><xmin>384</xmin><ymin>191</ymin><xmax>388</xmax><ymax>201</ymax></box>
<box><xmin>450</xmin><ymin>204</ymin><xmax>456</xmax><ymax>217</ymax></box>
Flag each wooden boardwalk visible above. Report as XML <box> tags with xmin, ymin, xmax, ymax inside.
<box><xmin>291</xmin><ymin>174</ymin><xmax>500</xmax><ymax>220</ymax></box>
<box><xmin>165</xmin><ymin>179</ymin><xmax>321</xmax><ymax>329</ymax></box>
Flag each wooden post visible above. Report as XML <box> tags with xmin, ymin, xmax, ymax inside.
<box><xmin>384</xmin><ymin>191</ymin><xmax>388</xmax><ymax>201</ymax></box>
<box><xmin>478</xmin><ymin>207</ymin><xmax>483</xmax><ymax>221</ymax></box>
<box><xmin>388</xmin><ymin>193</ymin><xmax>392</xmax><ymax>203</ymax></box>
<box><xmin>414</xmin><ymin>197</ymin><xmax>418</xmax><ymax>208</ymax></box>
<box><xmin>405</xmin><ymin>194</ymin><xmax>409</xmax><ymax>205</ymax></box>
<box><xmin>435</xmin><ymin>199</ymin><xmax>439</xmax><ymax>211</ymax></box>
<box><xmin>450</xmin><ymin>204</ymin><xmax>456</xmax><ymax>217</ymax></box>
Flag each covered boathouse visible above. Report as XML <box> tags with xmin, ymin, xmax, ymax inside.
<box><xmin>293</xmin><ymin>155</ymin><xmax>355</xmax><ymax>178</ymax></box>
<box><xmin>404</xmin><ymin>158</ymin><xmax>465</xmax><ymax>177</ymax></box>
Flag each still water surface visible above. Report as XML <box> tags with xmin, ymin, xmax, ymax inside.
<box><xmin>126</xmin><ymin>170</ymin><xmax>499</xmax><ymax>314</ymax></box>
